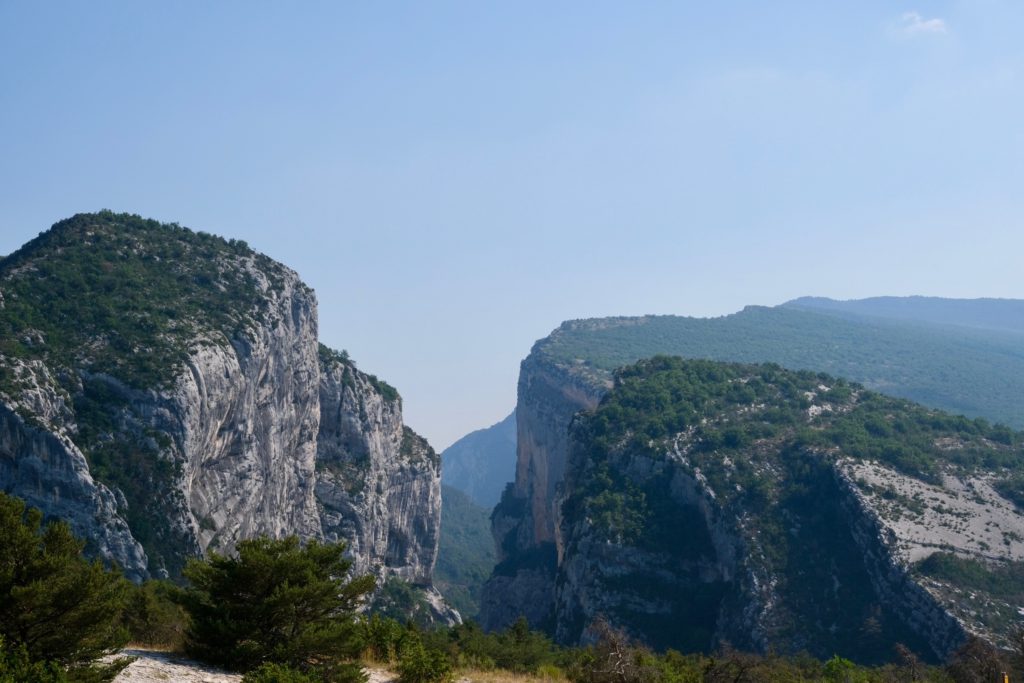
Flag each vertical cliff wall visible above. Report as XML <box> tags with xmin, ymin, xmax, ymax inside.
<box><xmin>499</xmin><ymin>355</ymin><xmax>1024</xmax><ymax>662</ymax></box>
<box><xmin>316</xmin><ymin>348</ymin><xmax>441</xmax><ymax>585</ymax></box>
<box><xmin>0</xmin><ymin>213</ymin><xmax>449</xmax><ymax>605</ymax></box>
<box><xmin>479</xmin><ymin>351</ymin><xmax>605</xmax><ymax>630</ymax></box>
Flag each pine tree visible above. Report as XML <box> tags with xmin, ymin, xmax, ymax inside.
<box><xmin>180</xmin><ymin>536</ymin><xmax>376</xmax><ymax>681</ymax></box>
<box><xmin>0</xmin><ymin>492</ymin><xmax>131</xmax><ymax>682</ymax></box>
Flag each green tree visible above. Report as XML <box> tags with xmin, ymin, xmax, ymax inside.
<box><xmin>0</xmin><ymin>637</ymin><xmax>67</xmax><ymax>683</ymax></box>
<box><xmin>179</xmin><ymin>536</ymin><xmax>375</xmax><ymax>681</ymax></box>
<box><xmin>120</xmin><ymin>580</ymin><xmax>188</xmax><ymax>649</ymax></box>
<box><xmin>0</xmin><ymin>493</ymin><xmax>130</xmax><ymax>683</ymax></box>
<box><xmin>395</xmin><ymin>634</ymin><xmax>452</xmax><ymax>683</ymax></box>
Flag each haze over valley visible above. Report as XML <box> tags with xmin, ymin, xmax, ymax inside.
<box><xmin>3</xmin><ymin>3</ymin><xmax>1024</xmax><ymax>682</ymax></box>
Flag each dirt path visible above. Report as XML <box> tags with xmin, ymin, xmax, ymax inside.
<box><xmin>112</xmin><ymin>649</ymin><xmax>398</xmax><ymax>683</ymax></box>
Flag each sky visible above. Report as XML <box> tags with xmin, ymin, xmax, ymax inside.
<box><xmin>1</xmin><ymin>2</ymin><xmax>1023</xmax><ymax>450</ymax></box>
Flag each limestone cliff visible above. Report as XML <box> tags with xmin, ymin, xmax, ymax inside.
<box><xmin>524</xmin><ymin>357</ymin><xmax>1024</xmax><ymax>662</ymax></box>
<box><xmin>481</xmin><ymin>311</ymin><xmax>1024</xmax><ymax>656</ymax></box>
<box><xmin>481</xmin><ymin>352</ymin><xmax>603</xmax><ymax>630</ymax></box>
<box><xmin>0</xmin><ymin>213</ymin><xmax>449</xmax><ymax>612</ymax></box>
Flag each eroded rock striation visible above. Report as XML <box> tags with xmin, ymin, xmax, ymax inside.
<box><xmin>0</xmin><ymin>213</ymin><xmax>451</xmax><ymax>616</ymax></box>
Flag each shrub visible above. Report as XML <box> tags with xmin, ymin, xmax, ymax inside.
<box><xmin>0</xmin><ymin>637</ymin><xmax>67</xmax><ymax>683</ymax></box>
<box><xmin>121</xmin><ymin>580</ymin><xmax>188</xmax><ymax>649</ymax></box>
<box><xmin>566</xmin><ymin>618</ymin><xmax>659</xmax><ymax>683</ymax></box>
<box><xmin>0</xmin><ymin>493</ymin><xmax>131</xmax><ymax>683</ymax></box>
<box><xmin>359</xmin><ymin>614</ymin><xmax>405</xmax><ymax>663</ymax></box>
<box><xmin>179</xmin><ymin>536</ymin><xmax>374</xmax><ymax>681</ymax></box>
<box><xmin>396</xmin><ymin>636</ymin><xmax>451</xmax><ymax>683</ymax></box>
<box><xmin>242</xmin><ymin>662</ymin><xmax>322</xmax><ymax>683</ymax></box>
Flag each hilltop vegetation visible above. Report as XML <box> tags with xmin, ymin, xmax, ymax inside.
<box><xmin>574</xmin><ymin>356</ymin><xmax>1021</xmax><ymax>488</ymax></box>
<box><xmin>785</xmin><ymin>296</ymin><xmax>1024</xmax><ymax>335</ymax></box>
<box><xmin>0</xmin><ymin>211</ymin><xmax>297</xmax><ymax>393</ymax></box>
<box><xmin>536</xmin><ymin>305</ymin><xmax>1024</xmax><ymax>429</ymax></box>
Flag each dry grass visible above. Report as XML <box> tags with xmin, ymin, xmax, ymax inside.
<box><xmin>452</xmin><ymin>668</ymin><xmax>567</xmax><ymax>683</ymax></box>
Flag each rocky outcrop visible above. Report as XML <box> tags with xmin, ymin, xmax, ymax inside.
<box><xmin>0</xmin><ymin>214</ymin><xmax>451</xmax><ymax>614</ymax></box>
<box><xmin>489</xmin><ymin>353</ymin><xmax>1024</xmax><ymax>662</ymax></box>
<box><xmin>167</xmin><ymin>263</ymin><xmax>323</xmax><ymax>561</ymax></box>
<box><xmin>316</xmin><ymin>352</ymin><xmax>458</xmax><ymax>625</ymax></box>
<box><xmin>0</xmin><ymin>398</ymin><xmax>148</xmax><ymax>581</ymax></box>
<box><xmin>317</xmin><ymin>353</ymin><xmax>440</xmax><ymax>585</ymax></box>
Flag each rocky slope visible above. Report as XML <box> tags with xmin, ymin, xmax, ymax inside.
<box><xmin>0</xmin><ymin>213</ymin><xmax>450</xmax><ymax>612</ymax></box>
<box><xmin>553</xmin><ymin>358</ymin><xmax>1024</xmax><ymax>662</ymax></box>
<box><xmin>481</xmin><ymin>308</ymin><xmax>1024</xmax><ymax>658</ymax></box>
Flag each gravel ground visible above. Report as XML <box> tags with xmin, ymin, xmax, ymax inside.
<box><xmin>111</xmin><ymin>649</ymin><xmax>398</xmax><ymax>683</ymax></box>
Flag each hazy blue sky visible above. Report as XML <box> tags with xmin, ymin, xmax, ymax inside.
<box><xmin>2</xmin><ymin>2</ymin><xmax>1022</xmax><ymax>449</ymax></box>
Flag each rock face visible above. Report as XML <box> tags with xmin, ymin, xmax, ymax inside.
<box><xmin>0</xmin><ymin>213</ymin><xmax>450</xmax><ymax>613</ymax></box>
<box><xmin>317</xmin><ymin>350</ymin><xmax>441</xmax><ymax>585</ymax></box>
<box><xmin>484</xmin><ymin>348</ymin><xmax>1024</xmax><ymax>662</ymax></box>
<box><xmin>164</xmin><ymin>264</ymin><xmax>323</xmax><ymax>569</ymax></box>
<box><xmin>480</xmin><ymin>353</ymin><xmax>604</xmax><ymax>631</ymax></box>
<box><xmin>0</xmin><ymin>396</ymin><xmax>149</xmax><ymax>581</ymax></box>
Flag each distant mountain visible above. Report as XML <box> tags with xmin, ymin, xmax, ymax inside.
<box><xmin>441</xmin><ymin>412</ymin><xmax>516</xmax><ymax>508</ymax></box>
<box><xmin>434</xmin><ymin>485</ymin><xmax>496</xmax><ymax>619</ymax></box>
<box><xmin>785</xmin><ymin>296</ymin><xmax>1024</xmax><ymax>335</ymax></box>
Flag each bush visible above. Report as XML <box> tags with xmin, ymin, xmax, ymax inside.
<box><xmin>179</xmin><ymin>536</ymin><xmax>374</xmax><ymax>681</ymax></box>
<box><xmin>121</xmin><ymin>580</ymin><xmax>188</xmax><ymax>649</ymax></box>
<box><xmin>0</xmin><ymin>493</ymin><xmax>131</xmax><ymax>683</ymax></box>
<box><xmin>0</xmin><ymin>637</ymin><xmax>67</xmax><ymax>683</ymax></box>
<box><xmin>242</xmin><ymin>662</ymin><xmax>322</xmax><ymax>683</ymax></box>
<box><xmin>396</xmin><ymin>636</ymin><xmax>451</xmax><ymax>683</ymax></box>
<box><xmin>566</xmin><ymin>618</ymin><xmax>659</xmax><ymax>683</ymax></box>
<box><xmin>359</xmin><ymin>614</ymin><xmax>406</xmax><ymax>663</ymax></box>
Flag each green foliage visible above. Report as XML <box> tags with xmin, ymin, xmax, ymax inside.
<box><xmin>0</xmin><ymin>212</ymin><xmax>303</xmax><ymax>577</ymax></box>
<box><xmin>916</xmin><ymin>553</ymin><xmax>1024</xmax><ymax>603</ymax></box>
<box><xmin>71</xmin><ymin>376</ymin><xmax>187</xmax><ymax>577</ymax></box>
<box><xmin>434</xmin><ymin>486</ymin><xmax>496</xmax><ymax>619</ymax></box>
<box><xmin>318</xmin><ymin>343</ymin><xmax>399</xmax><ymax>403</ymax></box>
<box><xmin>573</xmin><ymin>356</ymin><xmax>1021</xmax><ymax>505</ymax></box>
<box><xmin>396</xmin><ymin>634</ymin><xmax>452</xmax><ymax>683</ymax></box>
<box><xmin>350</xmin><ymin>616</ymin><xmax>972</xmax><ymax>682</ymax></box>
<box><xmin>538</xmin><ymin>306</ymin><xmax>1024</xmax><ymax>429</ymax></box>
<box><xmin>241</xmin><ymin>662</ymin><xmax>324</xmax><ymax>683</ymax></box>
<box><xmin>0</xmin><ymin>493</ymin><xmax>131</xmax><ymax>683</ymax></box>
<box><xmin>994</xmin><ymin>475</ymin><xmax>1024</xmax><ymax>510</ymax></box>
<box><xmin>448</xmin><ymin>618</ymin><xmax>561</xmax><ymax>674</ymax></box>
<box><xmin>370</xmin><ymin>578</ymin><xmax>435</xmax><ymax>629</ymax></box>
<box><xmin>120</xmin><ymin>580</ymin><xmax>188</xmax><ymax>649</ymax></box>
<box><xmin>559</xmin><ymin>357</ymin><xmax>1023</xmax><ymax>658</ymax></box>
<box><xmin>400</xmin><ymin>427</ymin><xmax>440</xmax><ymax>467</ymax></box>
<box><xmin>179</xmin><ymin>536</ymin><xmax>375</xmax><ymax>681</ymax></box>
<box><xmin>359</xmin><ymin>613</ymin><xmax>406</xmax><ymax>663</ymax></box>
<box><xmin>0</xmin><ymin>637</ymin><xmax>68</xmax><ymax>683</ymax></box>
<box><xmin>0</xmin><ymin>211</ymin><xmax>290</xmax><ymax>392</ymax></box>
